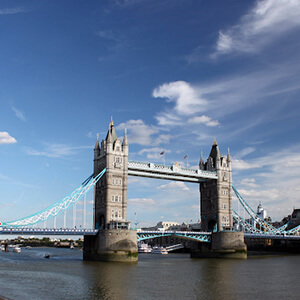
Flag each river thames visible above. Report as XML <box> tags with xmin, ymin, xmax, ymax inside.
<box><xmin>1</xmin><ymin>248</ymin><xmax>300</xmax><ymax>300</ymax></box>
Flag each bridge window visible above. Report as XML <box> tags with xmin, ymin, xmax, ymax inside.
<box><xmin>111</xmin><ymin>209</ymin><xmax>115</xmax><ymax>219</ymax></box>
<box><xmin>222</xmin><ymin>216</ymin><xmax>230</xmax><ymax>226</ymax></box>
<box><xmin>222</xmin><ymin>203</ymin><xmax>227</xmax><ymax>209</ymax></box>
<box><xmin>221</xmin><ymin>189</ymin><xmax>228</xmax><ymax>196</ymax></box>
<box><xmin>118</xmin><ymin>196</ymin><xmax>122</xmax><ymax>202</ymax></box>
<box><xmin>112</xmin><ymin>195</ymin><xmax>115</xmax><ymax>202</ymax></box>
<box><xmin>118</xmin><ymin>209</ymin><xmax>122</xmax><ymax>219</ymax></box>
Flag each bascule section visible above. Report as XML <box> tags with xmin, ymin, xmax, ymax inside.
<box><xmin>199</xmin><ymin>139</ymin><xmax>233</xmax><ymax>232</ymax></box>
<box><xmin>83</xmin><ymin>118</ymin><xmax>137</xmax><ymax>262</ymax></box>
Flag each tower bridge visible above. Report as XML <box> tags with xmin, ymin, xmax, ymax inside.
<box><xmin>7</xmin><ymin>118</ymin><xmax>300</xmax><ymax>260</ymax></box>
<box><xmin>83</xmin><ymin>118</ymin><xmax>246</xmax><ymax>261</ymax></box>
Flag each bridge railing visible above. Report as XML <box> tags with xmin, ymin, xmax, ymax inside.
<box><xmin>128</xmin><ymin>161</ymin><xmax>217</xmax><ymax>179</ymax></box>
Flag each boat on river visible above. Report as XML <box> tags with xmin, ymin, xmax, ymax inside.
<box><xmin>13</xmin><ymin>246</ymin><xmax>21</xmax><ymax>253</ymax></box>
<box><xmin>151</xmin><ymin>246</ymin><xmax>168</xmax><ymax>254</ymax></box>
<box><xmin>138</xmin><ymin>243</ymin><xmax>151</xmax><ymax>253</ymax></box>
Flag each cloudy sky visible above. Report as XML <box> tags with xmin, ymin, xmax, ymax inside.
<box><xmin>1</xmin><ymin>0</ymin><xmax>300</xmax><ymax>228</ymax></box>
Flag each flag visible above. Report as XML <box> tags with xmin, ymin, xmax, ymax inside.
<box><xmin>184</xmin><ymin>155</ymin><xmax>188</xmax><ymax>159</ymax></box>
<box><xmin>160</xmin><ymin>151</ymin><xmax>165</xmax><ymax>155</ymax></box>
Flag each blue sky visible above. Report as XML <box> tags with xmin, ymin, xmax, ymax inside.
<box><xmin>1</xmin><ymin>0</ymin><xmax>300</xmax><ymax>228</ymax></box>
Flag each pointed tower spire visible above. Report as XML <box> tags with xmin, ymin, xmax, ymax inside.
<box><xmin>123</xmin><ymin>128</ymin><xmax>128</xmax><ymax>146</ymax></box>
<box><xmin>94</xmin><ymin>133</ymin><xmax>100</xmax><ymax>150</ymax></box>
<box><xmin>213</xmin><ymin>137</ymin><xmax>217</xmax><ymax>146</ymax></box>
<box><xmin>209</xmin><ymin>137</ymin><xmax>221</xmax><ymax>169</ymax></box>
<box><xmin>106</xmin><ymin>124</ymin><xmax>112</xmax><ymax>144</ymax></box>
<box><xmin>106</xmin><ymin>116</ymin><xmax>117</xmax><ymax>144</ymax></box>
<box><xmin>227</xmin><ymin>147</ymin><xmax>231</xmax><ymax>162</ymax></box>
<box><xmin>199</xmin><ymin>151</ymin><xmax>204</xmax><ymax>170</ymax></box>
<box><xmin>200</xmin><ymin>151</ymin><xmax>204</xmax><ymax>164</ymax></box>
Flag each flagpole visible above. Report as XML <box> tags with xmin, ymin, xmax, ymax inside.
<box><xmin>183</xmin><ymin>155</ymin><xmax>188</xmax><ymax>168</ymax></box>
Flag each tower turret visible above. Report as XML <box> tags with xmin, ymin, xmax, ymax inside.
<box><xmin>93</xmin><ymin>117</ymin><xmax>129</xmax><ymax>230</ymax></box>
<box><xmin>199</xmin><ymin>151</ymin><xmax>204</xmax><ymax>170</ymax></box>
<box><xmin>200</xmin><ymin>139</ymin><xmax>233</xmax><ymax>232</ymax></box>
<box><xmin>94</xmin><ymin>133</ymin><xmax>100</xmax><ymax>157</ymax></box>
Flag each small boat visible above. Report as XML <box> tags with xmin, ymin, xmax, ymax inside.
<box><xmin>151</xmin><ymin>246</ymin><xmax>168</xmax><ymax>254</ymax></box>
<box><xmin>13</xmin><ymin>246</ymin><xmax>21</xmax><ymax>253</ymax></box>
<box><xmin>44</xmin><ymin>254</ymin><xmax>50</xmax><ymax>259</ymax></box>
<box><xmin>138</xmin><ymin>243</ymin><xmax>152</xmax><ymax>253</ymax></box>
<box><xmin>25</xmin><ymin>246</ymin><xmax>32</xmax><ymax>250</ymax></box>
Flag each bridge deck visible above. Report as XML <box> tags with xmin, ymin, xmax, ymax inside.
<box><xmin>128</xmin><ymin>161</ymin><xmax>217</xmax><ymax>183</ymax></box>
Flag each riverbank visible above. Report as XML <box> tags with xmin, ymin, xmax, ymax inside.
<box><xmin>0</xmin><ymin>237</ymin><xmax>83</xmax><ymax>248</ymax></box>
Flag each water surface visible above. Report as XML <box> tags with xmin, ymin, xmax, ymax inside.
<box><xmin>0</xmin><ymin>248</ymin><xmax>299</xmax><ymax>300</ymax></box>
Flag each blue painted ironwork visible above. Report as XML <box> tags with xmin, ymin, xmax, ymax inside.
<box><xmin>137</xmin><ymin>230</ymin><xmax>211</xmax><ymax>242</ymax></box>
<box><xmin>0</xmin><ymin>227</ymin><xmax>98</xmax><ymax>235</ymax></box>
<box><xmin>233</xmin><ymin>209</ymin><xmax>263</xmax><ymax>234</ymax></box>
<box><xmin>232</xmin><ymin>185</ymin><xmax>287</xmax><ymax>234</ymax></box>
<box><xmin>0</xmin><ymin>168</ymin><xmax>106</xmax><ymax>227</ymax></box>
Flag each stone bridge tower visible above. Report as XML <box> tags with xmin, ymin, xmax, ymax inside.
<box><xmin>93</xmin><ymin>118</ymin><xmax>129</xmax><ymax>229</ymax></box>
<box><xmin>199</xmin><ymin>139</ymin><xmax>233</xmax><ymax>232</ymax></box>
<box><xmin>84</xmin><ymin>118</ymin><xmax>137</xmax><ymax>262</ymax></box>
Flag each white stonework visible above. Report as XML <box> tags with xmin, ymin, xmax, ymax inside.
<box><xmin>199</xmin><ymin>140</ymin><xmax>233</xmax><ymax>232</ymax></box>
<box><xmin>93</xmin><ymin>118</ymin><xmax>128</xmax><ymax>229</ymax></box>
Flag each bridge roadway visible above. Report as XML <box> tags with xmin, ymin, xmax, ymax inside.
<box><xmin>0</xmin><ymin>228</ymin><xmax>98</xmax><ymax>236</ymax></box>
<box><xmin>1</xmin><ymin>228</ymin><xmax>300</xmax><ymax>241</ymax></box>
<box><xmin>128</xmin><ymin>161</ymin><xmax>218</xmax><ymax>183</ymax></box>
<box><xmin>0</xmin><ymin>228</ymin><xmax>211</xmax><ymax>242</ymax></box>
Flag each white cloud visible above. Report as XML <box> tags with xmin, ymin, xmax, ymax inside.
<box><xmin>240</xmin><ymin>178</ymin><xmax>260</xmax><ymax>188</ymax></box>
<box><xmin>155</xmin><ymin>112</ymin><xmax>182</xmax><ymax>126</ymax></box>
<box><xmin>157</xmin><ymin>181</ymin><xmax>190</xmax><ymax>191</ymax></box>
<box><xmin>128</xmin><ymin>198</ymin><xmax>156</xmax><ymax>205</ymax></box>
<box><xmin>24</xmin><ymin>144</ymin><xmax>91</xmax><ymax>158</ymax></box>
<box><xmin>235</xmin><ymin>147</ymin><xmax>256</xmax><ymax>159</ymax></box>
<box><xmin>214</xmin><ymin>0</ymin><xmax>300</xmax><ymax>56</ymax></box>
<box><xmin>86</xmin><ymin>131</ymin><xmax>93</xmax><ymax>138</ymax></box>
<box><xmin>237</xmin><ymin>188</ymin><xmax>280</xmax><ymax>202</ymax></box>
<box><xmin>188</xmin><ymin>115</ymin><xmax>220</xmax><ymax>127</ymax></box>
<box><xmin>96</xmin><ymin>30</ymin><xmax>121</xmax><ymax>42</ymax></box>
<box><xmin>154</xmin><ymin>134</ymin><xmax>171</xmax><ymax>145</ymax></box>
<box><xmin>0</xmin><ymin>8</ymin><xmax>27</xmax><ymax>15</ymax></box>
<box><xmin>0</xmin><ymin>132</ymin><xmax>17</xmax><ymax>144</ymax></box>
<box><xmin>232</xmin><ymin>159</ymin><xmax>261</xmax><ymax>170</ymax></box>
<box><xmin>116</xmin><ymin>119</ymin><xmax>169</xmax><ymax>146</ymax></box>
<box><xmin>11</xmin><ymin>106</ymin><xmax>26</xmax><ymax>122</ymax></box>
<box><xmin>153</xmin><ymin>81</ymin><xmax>207</xmax><ymax>115</ymax></box>
<box><xmin>233</xmin><ymin>144</ymin><xmax>300</xmax><ymax>220</ymax></box>
<box><xmin>138</xmin><ymin>147</ymin><xmax>171</xmax><ymax>160</ymax></box>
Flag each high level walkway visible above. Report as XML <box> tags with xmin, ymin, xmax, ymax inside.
<box><xmin>128</xmin><ymin>161</ymin><xmax>217</xmax><ymax>183</ymax></box>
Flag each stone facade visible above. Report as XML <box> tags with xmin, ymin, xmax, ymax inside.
<box><xmin>83</xmin><ymin>229</ymin><xmax>138</xmax><ymax>262</ymax></box>
<box><xmin>199</xmin><ymin>139</ymin><xmax>233</xmax><ymax>232</ymax></box>
<box><xmin>93</xmin><ymin>118</ymin><xmax>129</xmax><ymax>229</ymax></box>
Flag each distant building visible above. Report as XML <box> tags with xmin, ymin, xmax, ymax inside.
<box><xmin>142</xmin><ymin>221</ymin><xmax>201</xmax><ymax>231</ymax></box>
<box><xmin>250</xmin><ymin>203</ymin><xmax>271</xmax><ymax>231</ymax></box>
<box><xmin>142</xmin><ymin>221</ymin><xmax>180</xmax><ymax>231</ymax></box>
<box><xmin>287</xmin><ymin>208</ymin><xmax>300</xmax><ymax>230</ymax></box>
